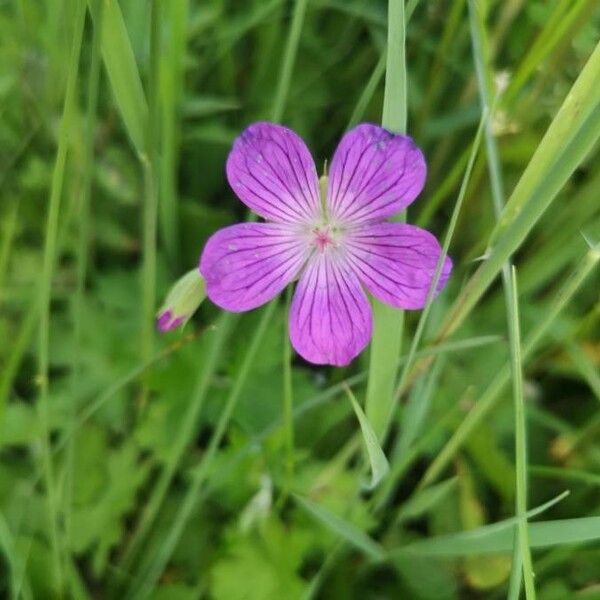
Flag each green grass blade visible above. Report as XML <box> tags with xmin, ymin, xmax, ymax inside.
<box><xmin>502</xmin><ymin>0</ymin><xmax>592</xmax><ymax>107</ymax></box>
<box><xmin>365</xmin><ymin>0</ymin><xmax>407</xmax><ymax>441</ymax></box>
<box><xmin>507</xmin><ymin>267</ymin><xmax>536</xmax><ymax>599</ymax></box>
<box><xmin>391</xmin><ymin>491</ymin><xmax>569</xmax><ymax>557</ymax></box>
<box><xmin>395</xmin><ymin>515</ymin><xmax>600</xmax><ymax>558</ymax></box>
<box><xmin>92</xmin><ymin>0</ymin><xmax>148</xmax><ymax>154</ymax></box>
<box><xmin>507</xmin><ymin>539</ymin><xmax>523</xmax><ymax>600</ymax></box>
<box><xmin>270</xmin><ymin>0</ymin><xmax>309</xmax><ymax>123</ymax></box>
<box><xmin>139</xmin><ymin>0</ymin><xmax>161</xmax><ymax>399</ymax></box>
<box><xmin>294</xmin><ymin>495</ymin><xmax>387</xmax><ymax>561</ymax></box>
<box><xmin>345</xmin><ymin>384</ymin><xmax>390</xmax><ymax>490</ymax></box>
<box><xmin>159</xmin><ymin>0</ymin><xmax>188</xmax><ymax>264</ymax></box>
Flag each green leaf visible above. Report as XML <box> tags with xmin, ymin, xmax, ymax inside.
<box><xmin>211</xmin><ymin>518</ymin><xmax>309</xmax><ymax>600</ymax></box>
<box><xmin>345</xmin><ymin>384</ymin><xmax>389</xmax><ymax>490</ymax></box>
<box><xmin>92</xmin><ymin>0</ymin><xmax>148</xmax><ymax>154</ymax></box>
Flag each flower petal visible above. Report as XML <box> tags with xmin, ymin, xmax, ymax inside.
<box><xmin>199</xmin><ymin>222</ymin><xmax>309</xmax><ymax>312</ymax></box>
<box><xmin>344</xmin><ymin>223</ymin><xmax>452</xmax><ymax>310</ymax></box>
<box><xmin>226</xmin><ymin>122</ymin><xmax>321</xmax><ymax>224</ymax></box>
<box><xmin>289</xmin><ymin>252</ymin><xmax>372</xmax><ymax>366</ymax></box>
<box><xmin>327</xmin><ymin>124</ymin><xmax>426</xmax><ymax>225</ymax></box>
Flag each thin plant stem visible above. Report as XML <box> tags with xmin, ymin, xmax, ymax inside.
<box><xmin>36</xmin><ymin>0</ymin><xmax>86</xmax><ymax>592</ymax></box>
<box><xmin>508</xmin><ymin>267</ymin><xmax>536</xmax><ymax>599</ymax></box>
<box><xmin>282</xmin><ymin>285</ymin><xmax>295</xmax><ymax>488</ymax></box>
<box><xmin>139</xmin><ymin>0</ymin><xmax>161</xmax><ymax>406</ymax></box>
<box><xmin>65</xmin><ymin>0</ymin><xmax>103</xmax><ymax>570</ymax></box>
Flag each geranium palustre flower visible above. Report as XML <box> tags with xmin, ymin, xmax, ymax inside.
<box><xmin>200</xmin><ymin>122</ymin><xmax>452</xmax><ymax>366</ymax></box>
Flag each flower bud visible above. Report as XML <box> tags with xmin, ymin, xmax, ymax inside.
<box><xmin>156</xmin><ymin>269</ymin><xmax>206</xmax><ymax>332</ymax></box>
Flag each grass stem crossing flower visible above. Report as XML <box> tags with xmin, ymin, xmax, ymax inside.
<box><xmin>200</xmin><ymin>123</ymin><xmax>452</xmax><ymax>365</ymax></box>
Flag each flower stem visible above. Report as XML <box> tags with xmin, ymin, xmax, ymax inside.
<box><xmin>282</xmin><ymin>285</ymin><xmax>295</xmax><ymax>489</ymax></box>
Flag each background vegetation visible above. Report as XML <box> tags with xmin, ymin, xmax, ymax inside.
<box><xmin>0</xmin><ymin>0</ymin><xmax>599</xmax><ymax>598</ymax></box>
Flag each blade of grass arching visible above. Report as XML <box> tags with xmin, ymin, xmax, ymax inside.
<box><xmin>139</xmin><ymin>0</ymin><xmax>161</xmax><ymax>403</ymax></box>
<box><xmin>65</xmin><ymin>0</ymin><xmax>103</xmax><ymax>575</ymax></box>
<box><xmin>126</xmin><ymin>302</ymin><xmax>278</xmax><ymax>600</ymax></box>
<box><xmin>37</xmin><ymin>1</ymin><xmax>86</xmax><ymax>592</ymax></box>
<box><xmin>91</xmin><ymin>0</ymin><xmax>148</xmax><ymax>154</ymax></box>
<box><xmin>394</xmin><ymin>514</ymin><xmax>600</xmax><ymax>559</ymax></box>
<box><xmin>344</xmin><ymin>384</ymin><xmax>390</xmax><ymax>490</ymax></box>
<box><xmin>437</xmin><ymin>39</ymin><xmax>600</xmax><ymax>342</ymax></box>
<box><xmin>365</xmin><ymin>0</ymin><xmax>407</xmax><ymax>441</ymax></box>
<box><xmin>393</xmin><ymin>110</ymin><xmax>486</xmax><ymax>403</ymax></box>
<box><xmin>391</xmin><ymin>491</ymin><xmax>568</xmax><ymax>558</ymax></box>
<box><xmin>159</xmin><ymin>0</ymin><xmax>188</xmax><ymax>265</ymax></box>
<box><xmin>294</xmin><ymin>495</ymin><xmax>387</xmax><ymax>561</ymax></box>
<box><xmin>420</xmin><ymin>246</ymin><xmax>599</xmax><ymax>488</ymax></box>
<box><xmin>507</xmin><ymin>267</ymin><xmax>536</xmax><ymax>599</ymax></box>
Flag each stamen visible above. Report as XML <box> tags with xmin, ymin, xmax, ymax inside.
<box><xmin>319</xmin><ymin>174</ymin><xmax>328</xmax><ymax>220</ymax></box>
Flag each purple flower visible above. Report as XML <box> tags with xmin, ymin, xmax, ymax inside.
<box><xmin>200</xmin><ymin>122</ymin><xmax>452</xmax><ymax>366</ymax></box>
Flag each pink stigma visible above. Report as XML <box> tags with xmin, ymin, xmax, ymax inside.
<box><xmin>313</xmin><ymin>227</ymin><xmax>336</xmax><ymax>253</ymax></box>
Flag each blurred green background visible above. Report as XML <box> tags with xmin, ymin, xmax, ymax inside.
<box><xmin>0</xmin><ymin>0</ymin><xmax>599</xmax><ymax>598</ymax></box>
